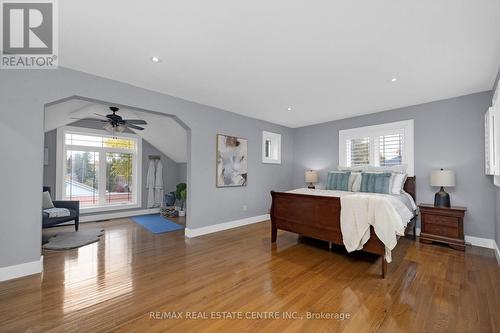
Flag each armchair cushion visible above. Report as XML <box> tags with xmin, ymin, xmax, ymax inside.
<box><xmin>42</xmin><ymin>191</ymin><xmax>55</xmax><ymax>209</ymax></box>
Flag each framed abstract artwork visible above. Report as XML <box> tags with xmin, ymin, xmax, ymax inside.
<box><xmin>216</xmin><ymin>134</ymin><xmax>248</xmax><ymax>187</ymax></box>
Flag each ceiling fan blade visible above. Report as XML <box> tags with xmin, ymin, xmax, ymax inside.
<box><xmin>71</xmin><ymin>117</ymin><xmax>108</xmax><ymax>122</ymax></box>
<box><xmin>94</xmin><ymin>113</ymin><xmax>108</xmax><ymax>118</ymax></box>
<box><xmin>127</xmin><ymin>124</ymin><xmax>145</xmax><ymax>131</ymax></box>
<box><xmin>123</xmin><ymin>119</ymin><xmax>147</xmax><ymax>125</ymax></box>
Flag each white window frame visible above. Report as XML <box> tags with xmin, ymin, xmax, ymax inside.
<box><xmin>56</xmin><ymin>126</ymin><xmax>142</xmax><ymax>213</ymax></box>
<box><xmin>262</xmin><ymin>131</ymin><xmax>282</xmax><ymax>164</ymax></box>
<box><xmin>492</xmin><ymin>83</ymin><xmax>500</xmax><ymax>186</ymax></box>
<box><xmin>339</xmin><ymin>120</ymin><xmax>414</xmax><ymax>176</ymax></box>
<box><xmin>485</xmin><ymin>107</ymin><xmax>496</xmax><ymax>175</ymax></box>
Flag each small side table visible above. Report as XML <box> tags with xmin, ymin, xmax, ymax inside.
<box><xmin>418</xmin><ymin>204</ymin><xmax>467</xmax><ymax>251</ymax></box>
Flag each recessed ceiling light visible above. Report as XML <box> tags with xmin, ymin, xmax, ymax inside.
<box><xmin>151</xmin><ymin>56</ymin><xmax>160</xmax><ymax>63</ymax></box>
<box><xmin>391</xmin><ymin>77</ymin><xmax>397</xmax><ymax>82</ymax></box>
<box><xmin>287</xmin><ymin>107</ymin><xmax>292</xmax><ymax>111</ymax></box>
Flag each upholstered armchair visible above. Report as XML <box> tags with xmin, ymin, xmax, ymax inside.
<box><xmin>42</xmin><ymin>187</ymin><xmax>80</xmax><ymax>231</ymax></box>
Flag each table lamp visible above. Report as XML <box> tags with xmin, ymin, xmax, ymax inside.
<box><xmin>305</xmin><ymin>170</ymin><xmax>318</xmax><ymax>189</ymax></box>
<box><xmin>430</xmin><ymin>169</ymin><xmax>456</xmax><ymax>207</ymax></box>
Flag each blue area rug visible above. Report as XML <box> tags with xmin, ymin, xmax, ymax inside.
<box><xmin>131</xmin><ymin>214</ymin><xmax>184</xmax><ymax>234</ymax></box>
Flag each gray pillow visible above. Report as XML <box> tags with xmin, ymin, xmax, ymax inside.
<box><xmin>42</xmin><ymin>191</ymin><xmax>54</xmax><ymax>209</ymax></box>
<box><xmin>326</xmin><ymin>171</ymin><xmax>351</xmax><ymax>191</ymax></box>
<box><xmin>360</xmin><ymin>172</ymin><xmax>392</xmax><ymax>194</ymax></box>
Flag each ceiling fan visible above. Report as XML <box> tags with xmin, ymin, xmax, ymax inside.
<box><xmin>73</xmin><ymin>106</ymin><xmax>148</xmax><ymax>134</ymax></box>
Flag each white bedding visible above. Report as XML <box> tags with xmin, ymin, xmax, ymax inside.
<box><xmin>286</xmin><ymin>188</ymin><xmax>416</xmax><ymax>262</ymax></box>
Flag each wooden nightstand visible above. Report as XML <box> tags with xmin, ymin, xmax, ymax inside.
<box><xmin>418</xmin><ymin>204</ymin><xmax>467</xmax><ymax>251</ymax></box>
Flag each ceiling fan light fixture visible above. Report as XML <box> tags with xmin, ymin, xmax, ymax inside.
<box><xmin>116</xmin><ymin>125</ymin><xmax>126</xmax><ymax>133</ymax></box>
<box><xmin>104</xmin><ymin>123</ymin><xmax>114</xmax><ymax>133</ymax></box>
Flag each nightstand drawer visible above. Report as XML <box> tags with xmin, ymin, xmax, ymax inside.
<box><xmin>424</xmin><ymin>223</ymin><xmax>459</xmax><ymax>238</ymax></box>
<box><xmin>424</xmin><ymin>214</ymin><xmax>458</xmax><ymax>227</ymax></box>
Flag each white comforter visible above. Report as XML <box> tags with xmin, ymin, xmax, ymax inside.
<box><xmin>286</xmin><ymin>189</ymin><xmax>415</xmax><ymax>262</ymax></box>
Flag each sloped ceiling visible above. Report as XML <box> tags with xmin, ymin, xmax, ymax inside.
<box><xmin>45</xmin><ymin>100</ymin><xmax>187</xmax><ymax>163</ymax></box>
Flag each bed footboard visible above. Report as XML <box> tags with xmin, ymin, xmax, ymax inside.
<box><xmin>270</xmin><ymin>190</ymin><xmax>387</xmax><ymax>278</ymax></box>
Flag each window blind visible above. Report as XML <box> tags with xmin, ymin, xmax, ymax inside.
<box><xmin>378</xmin><ymin>134</ymin><xmax>403</xmax><ymax>167</ymax></box>
<box><xmin>347</xmin><ymin>137</ymin><xmax>370</xmax><ymax>166</ymax></box>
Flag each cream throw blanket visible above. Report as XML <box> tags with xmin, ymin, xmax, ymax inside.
<box><xmin>340</xmin><ymin>194</ymin><xmax>411</xmax><ymax>262</ymax></box>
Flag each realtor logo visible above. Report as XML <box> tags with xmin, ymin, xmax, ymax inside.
<box><xmin>1</xmin><ymin>0</ymin><xmax>58</xmax><ymax>69</ymax></box>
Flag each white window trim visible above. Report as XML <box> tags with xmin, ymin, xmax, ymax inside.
<box><xmin>56</xmin><ymin>126</ymin><xmax>142</xmax><ymax>213</ymax></box>
<box><xmin>492</xmin><ymin>83</ymin><xmax>500</xmax><ymax>187</ymax></box>
<box><xmin>262</xmin><ymin>131</ymin><xmax>282</xmax><ymax>164</ymax></box>
<box><xmin>339</xmin><ymin>120</ymin><xmax>414</xmax><ymax>176</ymax></box>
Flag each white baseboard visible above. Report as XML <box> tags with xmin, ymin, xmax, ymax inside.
<box><xmin>464</xmin><ymin>235</ymin><xmax>496</xmax><ymax>249</ymax></box>
<box><xmin>185</xmin><ymin>214</ymin><xmax>270</xmax><ymax>238</ymax></box>
<box><xmin>79</xmin><ymin>208</ymin><xmax>160</xmax><ymax>223</ymax></box>
<box><xmin>494</xmin><ymin>241</ymin><xmax>500</xmax><ymax>266</ymax></box>
<box><xmin>416</xmin><ymin>227</ymin><xmax>497</xmax><ymax>252</ymax></box>
<box><xmin>0</xmin><ymin>256</ymin><xmax>43</xmax><ymax>282</ymax></box>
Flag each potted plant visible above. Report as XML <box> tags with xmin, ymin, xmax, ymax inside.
<box><xmin>175</xmin><ymin>183</ymin><xmax>187</xmax><ymax>216</ymax></box>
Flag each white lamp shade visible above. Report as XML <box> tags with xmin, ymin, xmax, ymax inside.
<box><xmin>305</xmin><ymin>170</ymin><xmax>318</xmax><ymax>183</ymax></box>
<box><xmin>430</xmin><ymin>169</ymin><xmax>456</xmax><ymax>187</ymax></box>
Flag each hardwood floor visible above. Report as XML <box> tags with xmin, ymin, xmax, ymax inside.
<box><xmin>0</xmin><ymin>219</ymin><xmax>499</xmax><ymax>332</ymax></box>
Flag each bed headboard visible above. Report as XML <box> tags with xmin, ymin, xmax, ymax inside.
<box><xmin>404</xmin><ymin>176</ymin><xmax>416</xmax><ymax>202</ymax></box>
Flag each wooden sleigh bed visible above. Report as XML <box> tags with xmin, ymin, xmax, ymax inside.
<box><xmin>270</xmin><ymin>177</ymin><xmax>417</xmax><ymax>278</ymax></box>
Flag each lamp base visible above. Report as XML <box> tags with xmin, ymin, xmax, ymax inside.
<box><xmin>434</xmin><ymin>187</ymin><xmax>450</xmax><ymax>207</ymax></box>
<box><xmin>307</xmin><ymin>183</ymin><xmax>316</xmax><ymax>189</ymax></box>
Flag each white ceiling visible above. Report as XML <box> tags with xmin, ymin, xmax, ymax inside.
<box><xmin>59</xmin><ymin>0</ymin><xmax>500</xmax><ymax>128</ymax></box>
<box><xmin>45</xmin><ymin>100</ymin><xmax>188</xmax><ymax>163</ymax></box>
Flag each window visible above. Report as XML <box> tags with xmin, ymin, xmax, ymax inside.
<box><xmin>262</xmin><ymin>131</ymin><xmax>281</xmax><ymax>164</ymax></box>
<box><xmin>490</xmin><ymin>82</ymin><xmax>500</xmax><ymax>186</ymax></box>
<box><xmin>56</xmin><ymin>127</ymin><xmax>142</xmax><ymax>212</ymax></box>
<box><xmin>339</xmin><ymin>120</ymin><xmax>414</xmax><ymax>175</ymax></box>
<box><xmin>347</xmin><ymin>137</ymin><xmax>370</xmax><ymax>166</ymax></box>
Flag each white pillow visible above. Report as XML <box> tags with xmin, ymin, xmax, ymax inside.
<box><xmin>351</xmin><ymin>173</ymin><xmax>362</xmax><ymax>192</ymax></box>
<box><xmin>391</xmin><ymin>173</ymin><xmax>407</xmax><ymax>194</ymax></box>
<box><xmin>42</xmin><ymin>191</ymin><xmax>54</xmax><ymax>209</ymax></box>
<box><xmin>366</xmin><ymin>164</ymin><xmax>408</xmax><ymax>174</ymax></box>
<box><xmin>347</xmin><ymin>172</ymin><xmax>361</xmax><ymax>191</ymax></box>
<box><xmin>338</xmin><ymin>165</ymin><xmax>366</xmax><ymax>172</ymax></box>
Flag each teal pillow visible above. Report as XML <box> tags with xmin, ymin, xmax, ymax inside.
<box><xmin>326</xmin><ymin>171</ymin><xmax>351</xmax><ymax>191</ymax></box>
<box><xmin>360</xmin><ymin>172</ymin><xmax>391</xmax><ymax>194</ymax></box>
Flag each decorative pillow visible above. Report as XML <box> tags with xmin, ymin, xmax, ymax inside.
<box><xmin>326</xmin><ymin>171</ymin><xmax>351</xmax><ymax>191</ymax></box>
<box><xmin>347</xmin><ymin>172</ymin><xmax>361</xmax><ymax>191</ymax></box>
<box><xmin>360</xmin><ymin>172</ymin><xmax>392</xmax><ymax>194</ymax></box>
<box><xmin>351</xmin><ymin>172</ymin><xmax>362</xmax><ymax>192</ymax></box>
<box><xmin>391</xmin><ymin>173</ymin><xmax>407</xmax><ymax>194</ymax></box>
<box><xmin>42</xmin><ymin>191</ymin><xmax>54</xmax><ymax>209</ymax></box>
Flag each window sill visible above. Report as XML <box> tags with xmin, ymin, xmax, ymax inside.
<box><xmin>262</xmin><ymin>159</ymin><xmax>281</xmax><ymax>164</ymax></box>
<box><xmin>80</xmin><ymin>203</ymin><xmax>141</xmax><ymax>214</ymax></box>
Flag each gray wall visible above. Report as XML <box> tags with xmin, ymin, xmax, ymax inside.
<box><xmin>292</xmin><ymin>92</ymin><xmax>494</xmax><ymax>239</ymax></box>
<box><xmin>43</xmin><ymin>125</ymin><xmax>182</xmax><ymax>212</ymax></box>
<box><xmin>177</xmin><ymin>163</ymin><xmax>187</xmax><ymax>184</ymax></box>
<box><xmin>0</xmin><ymin>67</ymin><xmax>294</xmax><ymax>269</ymax></box>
